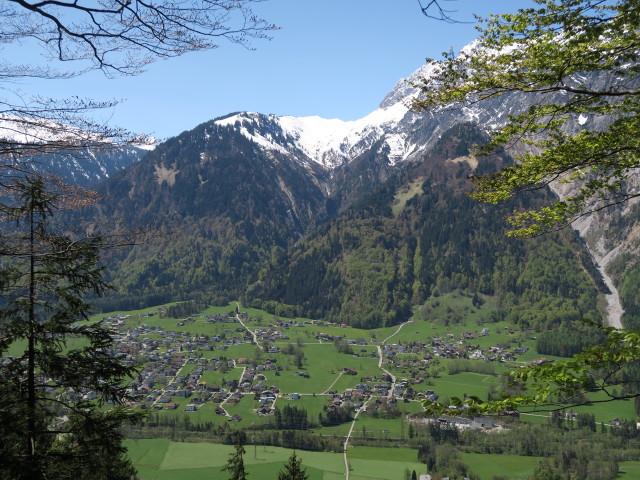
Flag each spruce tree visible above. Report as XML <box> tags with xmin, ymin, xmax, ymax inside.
<box><xmin>222</xmin><ymin>432</ymin><xmax>248</xmax><ymax>480</ymax></box>
<box><xmin>278</xmin><ymin>451</ymin><xmax>309</xmax><ymax>480</ymax></box>
<box><xmin>0</xmin><ymin>177</ymin><xmax>142</xmax><ymax>480</ymax></box>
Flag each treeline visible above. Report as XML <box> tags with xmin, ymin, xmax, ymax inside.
<box><xmin>92</xmin><ymin>291</ymin><xmax>175</xmax><ymax>313</ymax></box>
<box><xmin>406</xmin><ymin>414</ymin><xmax>640</xmax><ymax>480</ymax></box>
<box><xmin>274</xmin><ymin>405</ymin><xmax>313</xmax><ymax>431</ymax></box>
<box><xmin>318</xmin><ymin>406</ymin><xmax>353</xmax><ymax>427</ymax></box>
<box><xmin>536</xmin><ymin>322</ymin><xmax>606</xmax><ymax>357</ymax></box>
<box><xmin>447</xmin><ymin>359</ymin><xmax>496</xmax><ymax>376</ymax></box>
<box><xmin>127</xmin><ymin>423</ymin><xmax>343</xmax><ymax>452</ymax></box>
<box><xmin>160</xmin><ymin>300</ymin><xmax>208</xmax><ymax>319</ymax></box>
<box><xmin>130</xmin><ymin>410</ymin><xmax>341</xmax><ymax>451</ymax></box>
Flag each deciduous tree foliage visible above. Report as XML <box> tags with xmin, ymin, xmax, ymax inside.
<box><xmin>3</xmin><ymin>0</ymin><xmax>275</xmax><ymax>76</ymax></box>
<box><xmin>414</xmin><ymin>0</ymin><xmax>640</xmax><ymax>414</ymax></box>
<box><xmin>412</xmin><ymin>0</ymin><xmax>640</xmax><ymax>237</ymax></box>
<box><xmin>421</xmin><ymin>324</ymin><xmax>640</xmax><ymax>415</ymax></box>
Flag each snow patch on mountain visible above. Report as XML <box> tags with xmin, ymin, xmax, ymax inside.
<box><xmin>215</xmin><ymin>100</ymin><xmax>412</xmax><ymax>168</ymax></box>
<box><xmin>379</xmin><ymin>61</ymin><xmax>441</xmax><ymax>109</ymax></box>
<box><xmin>211</xmin><ymin>41</ymin><xmax>500</xmax><ymax>170</ymax></box>
<box><xmin>279</xmin><ymin>101</ymin><xmax>410</xmax><ymax>167</ymax></box>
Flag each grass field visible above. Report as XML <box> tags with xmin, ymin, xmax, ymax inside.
<box><xmin>618</xmin><ymin>461</ymin><xmax>640</xmax><ymax>479</ymax></box>
<box><xmin>460</xmin><ymin>453</ymin><xmax>542</xmax><ymax>480</ymax></box>
<box><xmin>572</xmin><ymin>391</ymin><xmax>638</xmax><ymax>425</ymax></box>
<box><xmin>392</xmin><ymin>178</ymin><xmax>424</xmax><ymax>218</ymax></box>
<box><xmin>126</xmin><ymin>439</ymin><xmax>425</xmax><ymax>480</ymax></box>
<box><xmin>429</xmin><ymin>371</ymin><xmax>500</xmax><ymax>403</ymax></box>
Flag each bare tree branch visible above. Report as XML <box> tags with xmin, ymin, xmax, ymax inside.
<box><xmin>2</xmin><ymin>0</ymin><xmax>277</xmax><ymax>76</ymax></box>
<box><xmin>0</xmin><ymin>1</ymin><xmax>276</xmax><ymax>175</ymax></box>
<box><xmin>417</xmin><ymin>0</ymin><xmax>470</xmax><ymax>24</ymax></box>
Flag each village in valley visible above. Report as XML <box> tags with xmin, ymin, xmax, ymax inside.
<box><xmin>98</xmin><ymin>297</ymin><xmax>547</xmax><ymax>432</ymax></box>
<box><xmin>6</xmin><ymin>293</ymin><xmax>638</xmax><ymax>479</ymax></box>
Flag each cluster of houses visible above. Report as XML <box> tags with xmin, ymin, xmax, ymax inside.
<box><xmin>254</xmin><ymin>327</ymin><xmax>289</xmax><ymax>343</ymax></box>
<box><xmin>134</xmin><ymin>355</ymin><xmax>238</xmax><ymax>411</ymax></box>
<box><xmin>97</xmin><ymin>312</ymin><xmax>548</xmax><ymax>423</ymax></box>
<box><xmin>101</xmin><ymin>313</ymin><xmax>265</xmax><ymax>412</ymax></box>
<box><xmin>105</xmin><ymin>314</ymin><xmax>334</xmax><ymax>418</ymax></box>
<box><xmin>380</xmin><ymin>330</ymin><xmax>533</xmax><ymax>374</ymax></box>
<box><xmin>322</xmin><ymin>378</ymin><xmax>412</xmax><ymax>415</ymax></box>
<box><xmin>236</xmin><ymin>360</ymin><xmax>277</xmax><ymax>391</ymax></box>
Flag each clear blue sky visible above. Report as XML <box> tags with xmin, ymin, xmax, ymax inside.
<box><xmin>15</xmin><ymin>0</ymin><xmax>535</xmax><ymax>140</ymax></box>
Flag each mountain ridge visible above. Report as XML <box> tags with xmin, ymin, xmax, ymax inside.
<box><xmin>70</xmin><ymin>47</ymin><xmax>637</xmax><ymax>330</ymax></box>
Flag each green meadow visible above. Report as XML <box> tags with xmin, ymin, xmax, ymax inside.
<box><xmin>110</xmin><ymin>292</ymin><xmax>639</xmax><ymax>430</ymax></box>
<box><xmin>618</xmin><ymin>461</ymin><xmax>640</xmax><ymax>479</ymax></box>
<box><xmin>460</xmin><ymin>453</ymin><xmax>542</xmax><ymax>480</ymax></box>
<box><xmin>126</xmin><ymin>439</ymin><xmax>425</xmax><ymax>480</ymax></box>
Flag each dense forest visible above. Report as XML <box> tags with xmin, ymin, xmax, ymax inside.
<box><xmin>247</xmin><ymin>126</ymin><xmax>605</xmax><ymax>330</ymax></box>
<box><xmin>84</xmin><ymin>119</ymin><xmax>329</xmax><ymax>311</ymax></box>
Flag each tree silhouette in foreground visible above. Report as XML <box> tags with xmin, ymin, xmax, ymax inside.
<box><xmin>278</xmin><ymin>451</ymin><xmax>309</xmax><ymax>480</ymax></box>
<box><xmin>222</xmin><ymin>432</ymin><xmax>249</xmax><ymax>480</ymax></box>
<box><xmin>0</xmin><ymin>3</ymin><xmax>276</xmax><ymax>478</ymax></box>
<box><xmin>0</xmin><ymin>177</ymin><xmax>142</xmax><ymax>479</ymax></box>
<box><xmin>0</xmin><ymin>0</ymin><xmax>277</xmax><ymax>182</ymax></box>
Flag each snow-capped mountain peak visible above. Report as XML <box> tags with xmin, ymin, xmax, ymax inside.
<box><xmin>211</xmin><ymin>44</ymin><xmax>474</xmax><ymax>170</ymax></box>
<box><xmin>214</xmin><ymin>96</ymin><xmax>414</xmax><ymax>168</ymax></box>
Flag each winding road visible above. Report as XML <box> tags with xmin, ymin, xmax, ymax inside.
<box><xmin>342</xmin><ymin>320</ymin><xmax>413</xmax><ymax>478</ymax></box>
<box><xmin>150</xmin><ymin>356</ymin><xmax>189</xmax><ymax>407</ymax></box>
<box><xmin>234</xmin><ymin>301</ymin><xmax>262</xmax><ymax>348</ymax></box>
<box><xmin>343</xmin><ymin>397</ymin><xmax>373</xmax><ymax>480</ymax></box>
<box><xmin>223</xmin><ymin>309</ymin><xmax>415</xmax><ymax>479</ymax></box>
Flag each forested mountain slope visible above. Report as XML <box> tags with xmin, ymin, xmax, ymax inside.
<box><xmin>83</xmin><ymin>119</ymin><xmax>330</xmax><ymax>309</ymax></box>
<box><xmin>66</xmin><ymin>54</ymin><xmax>628</xmax><ymax>328</ymax></box>
<box><xmin>246</xmin><ymin>125</ymin><xmax>605</xmax><ymax>329</ymax></box>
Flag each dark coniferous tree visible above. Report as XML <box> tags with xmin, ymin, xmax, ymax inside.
<box><xmin>0</xmin><ymin>177</ymin><xmax>142</xmax><ymax>480</ymax></box>
<box><xmin>222</xmin><ymin>432</ymin><xmax>248</xmax><ymax>480</ymax></box>
<box><xmin>278</xmin><ymin>451</ymin><xmax>309</xmax><ymax>480</ymax></box>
